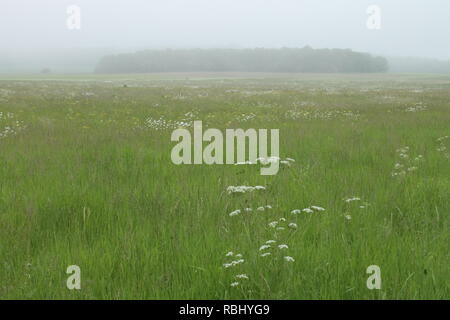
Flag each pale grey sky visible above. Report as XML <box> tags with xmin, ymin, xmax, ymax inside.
<box><xmin>1</xmin><ymin>0</ymin><xmax>449</xmax><ymax>59</ymax></box>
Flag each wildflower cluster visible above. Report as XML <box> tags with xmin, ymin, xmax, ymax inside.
<box><xmin>234</xmin><ymin>157</ymin><xmax>295</xmax><ymax>169</ymax></box>
<box><xmin>256</xmin><ymin>156</ymin><xmax>295</xmax><ymax>167</ymax></box>
<box><xmin>226</xmin><ymin>185</ymin><xmax>266</xmax><ymax>194</ymax></box>
<box><xmin>0</xmin><ymin>111</ymin><xmax>14</xmax><ymax>121</ymax></box>
<box><xmin>232</xmin><ymin>89</ymin><xmax>277</xmax><ymax>96</ymax></box>
<box><xmin>144</xmin><ymin>111</ymin><xmax>198</xmax><ymax>130</ymax></box>
<box><xmin>290</xmin><ymin>205</ymin><xmax>325</xmax><ymax>215</ymax></box>
<box><xmin>0</xmin><ymin>112</ymin><xmax>26</xmax><ymax>139</ymax></box>
<box><xmin>228</xmin><ymin>205</ymin><xmax>272</xmax><ymax>217</ymax></box>
<box><xmin>236</xmin><ymin>113</ymin><xmax>256</xmax><ymax>122</ymax></box>
<box><xmin>258</xmin><ymin>216</ymin><xmax>299</xmax><ymax>262</ymax></box>
<box><xmin>285</xmin><ymin>108</ymin><xmax>360</xmax><ymax>121</ymax></box>
<box><xmin>391</xmin><ymin>146</ymin><xmax>424</xmax><ymax>177</ymax></box>
<box><xmin>344</xmin><ymin>196</ymin><xmax>370</xmax><ymax>209</ymax></box>
<box><xmin>223</xmin><ymin>252</ymin><xmax>248</xmax><ymax>287</ymax></box>
<box><xmin>405</xmin><ymin>102</ymin><xmax>428</xmax><ymax>112</ymax></box>
<box><xmin>0</xmin><ymin>89</ymin><xmax>14</xmax><ymax>102</ymax></box>
<box><xmin>342</xmin><ymin>196</ymin><xmax>370</xmax><ymax>220</ymax></box>
<box><xmin>436</xmin><ymin>136</ymin><xmax>449</xmax><ymax>159</ymax></box>
<box><xmin>224</xmin><ymin>190</ymin><xmax>300</xmax><ymax>289</ymax></box>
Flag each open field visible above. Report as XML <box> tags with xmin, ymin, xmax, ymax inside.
<box><xmin>0</xmin><ymin>73</ymin><xmax>449</xmax><ymax>299</ymax></box>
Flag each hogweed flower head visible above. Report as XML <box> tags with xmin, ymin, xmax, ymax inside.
<box><xmin>345</xmin><ymin>197</ymin><xmax>360</xmax><ymax>203</ymax></box>
<box><xmin>268</xmin><ymin>221</ymin><xmax>278</xmax><ymax>228</ymax></box>
<box><xmin>227</xmin><ymin>185</ymin><xmax>266</xmax><ymax>194</ymax></box>
<box><xmin>229</xmin><ymin>209</ymin><xmax>241</xmax><ymax>217</ymax></box>
<box><xmin>284</xmin><ymin>256</ymin><xmax>295</xmax><ymax>262</ymax></box>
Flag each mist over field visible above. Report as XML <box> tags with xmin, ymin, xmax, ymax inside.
<box><xmin>1</xmin><ymin>0</ymin><xmax>450</xmax><ymax>73</ymax></box>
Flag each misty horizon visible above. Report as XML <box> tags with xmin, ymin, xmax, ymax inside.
<box><xmin>1</xmin><ymin>0</ymin><xmax>449</xmax><ymax>60</ymax></box>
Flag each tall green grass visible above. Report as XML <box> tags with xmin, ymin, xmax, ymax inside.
<box><xmin>0</xmin><ymin>74</ymin><xmax>449</xmax><ymax>299</ymax></box>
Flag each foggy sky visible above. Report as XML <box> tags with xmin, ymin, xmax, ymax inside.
<box><xmin>1</xmin><ymin>0</ymin><xmax>450</xmax><ymax>59</ymax></box>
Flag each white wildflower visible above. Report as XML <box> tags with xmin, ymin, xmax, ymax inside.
<box><xmin>284</xmin><ymin>256</ymin><xmax>295</xmax><ymax>262</ymax></box>
<box><xmin>227</xmin><ymin>185</ymin><xmax>266</xmax><ymax>194</ymax></box>
<box><xmin>229</xmin><ymin>209</ymin><xmax>241</xmax><ymax>217</ymax></box>
<box><xmin>268</xmin><ymin>221</ymin><xmax>278</xmax><ymax>228</ymax></box>
<box><xmin>394</xmin><ymin>163</ymin><xmax>403</xmax><ymax>169</ymax></box>
<box><xmin>232</xmin><ymin>259</ymin><xmax>244</xmax><ymax>265</ymax></box>
<box><xmin>257</xmin><ymin>156</ymin><xmax>280</xmax><ymax>165</ymax></box>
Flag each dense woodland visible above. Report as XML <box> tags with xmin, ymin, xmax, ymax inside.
<box><xmin>94</xmin><ymin>47</ymin><xmax>389</xmax><ymax>73</ymax></box>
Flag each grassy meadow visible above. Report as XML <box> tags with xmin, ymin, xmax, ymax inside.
<box><xmin>0</xmin><ymin>73</ymin><xmax>449</xmax><ymax>299</ymax></box>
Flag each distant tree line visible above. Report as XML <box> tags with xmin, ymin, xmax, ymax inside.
<box><xmin>94</xmin><ymin>47</ymin><xmax>389</xmax><ymax>73</ymax></box>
